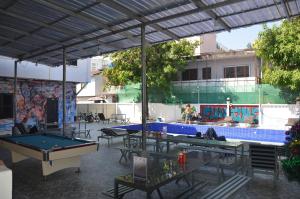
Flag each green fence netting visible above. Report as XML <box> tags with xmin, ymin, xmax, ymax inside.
<box><xmin>116</xmin><ymin>83</ymin><xmax>299</xmax><ymax>104</ymax></box>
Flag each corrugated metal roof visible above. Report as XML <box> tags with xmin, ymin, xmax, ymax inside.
<box><xmin>0</xmin><ymin>0</ymin><xmax>298</xmax><ymax>66</ymax></box>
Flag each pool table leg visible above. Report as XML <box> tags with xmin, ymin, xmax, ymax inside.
<box><xmin>42</xmin><ymin>156</ymin><xmax>81</xmax><ymax>176</ymax></box>
<box><xmin>75</xmin><ymin>168</ymin><xmax>81</xmax><ymax>173</ymax></box>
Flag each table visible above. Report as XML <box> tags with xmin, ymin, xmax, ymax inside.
<box><xmin>127</xmin><ymin>133</ymin><xmax>244</xmax><ymax>173</ymax></box>
<box><xmin>114</xmin><ymin>151</ymin><xmax>212</xmax><ymax>199</ymax></box>
<box><xmin>0</xmin><ymin>134</ymin><xmax>97</xmax><ymax>177</ymax></box>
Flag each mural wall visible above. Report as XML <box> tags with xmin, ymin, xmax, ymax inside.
<box><xmin>0</xmin><ymin>79</ymin><xmax>76</xmax><ymax>130</ymax></box>
<box><xmin>200</xmin><ymin>104</ymin><xmax>259</xmax><ymax>123</ymax></box>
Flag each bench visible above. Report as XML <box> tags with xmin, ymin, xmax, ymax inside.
<box><xmin>115</xmin><ymin>147</ymin><xmax>143</xmax><ymax>163</ymax></box>
<box><xmin>177</xmin><ymin>145</ymin><xmax>249</xmax><ymax>156</ymax></box>
<box><xmin>200</xmin><ymin>174</ymin><xmax>251</xmax><ymax>199</ymax></box>
<box><xmin>102</xmin><ymin>184</ymin><xmax>135</xmax><ymax>199</ymax></box>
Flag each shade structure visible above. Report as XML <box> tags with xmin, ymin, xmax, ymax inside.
<box><xmin>0</xmin><ymin>0</ymin><xmax>299</xmax><ymax>66</ymax></box>
<box><xmin>1</xmin><ymin>0</ymin><xmax>298</xmax><ymax>148</ymax></box>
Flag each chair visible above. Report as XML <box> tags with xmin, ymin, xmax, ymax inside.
<box><xmin>249</xmin><ymin>144</ymin><xmax>279</xmax><ymax>183</ymax></box>
<box><xmin>98</xmin><ymin>113</ymin><xmax>110</xmax><ymax>124</ymax></box>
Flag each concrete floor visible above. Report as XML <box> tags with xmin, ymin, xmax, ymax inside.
<box><xmin>0</xmin><ymin>122</ymin><xmax>299</xmax><ymax>199</ymax></box>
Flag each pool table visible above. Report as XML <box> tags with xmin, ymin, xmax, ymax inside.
<box><xmin>0</xmin><ymin>134</ymin><xmax>97</xmax><ymax>177</ymax></box>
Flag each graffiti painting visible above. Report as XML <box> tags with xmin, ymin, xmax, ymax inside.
<box><xmin>200</xmin><ymin>104</ymin><xmax>259</xmax><ymax>123</ymax></box>
<box><xmin>0</xmin><ymin>79</ymin><xmax>76</xmax><ymax>130</ymax></box>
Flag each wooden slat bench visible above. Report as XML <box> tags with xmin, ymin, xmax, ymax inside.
<box><xmin>201</xmin><ymin>174</ymin><xmax>251</xmax><ymax>199</ymax></box>
<box><xmin>102</xmin><ymin>184</ymin><xmax>135</xmax><ymax>199</ymax></box>
<box><xmin>177</xmin><ymin>145</ymin><xmax>249</xmax><ymax>156</ymax></box>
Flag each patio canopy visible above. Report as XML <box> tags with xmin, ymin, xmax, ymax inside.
<box><xmin>0</xmin><ymin>0</ymin><xmax>299</xmax><ymax>66</ymax></box>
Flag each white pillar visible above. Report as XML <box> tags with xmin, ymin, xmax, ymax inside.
<box><xmin>226</xmin><ymin>97</ymin><xmax>230</xmax><ymax>117</ymax></box>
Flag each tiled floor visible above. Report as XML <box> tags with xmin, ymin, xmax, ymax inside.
<box><xmin>0</xmin><ymin>122</ymin><xmax>299</xmax><ymax>199</ymax></box>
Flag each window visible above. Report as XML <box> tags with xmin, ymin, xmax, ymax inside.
<box><xmin>237</xmin><ymin>66</ymin><xmax>249</xmax><ymax>77</ymax></box>
<box><xmin>0</xmin><ymin>93</ymin><xmax>13</xmax><ymax>119</ymax></box>
<box><xmin>202</xmin><ymin>67</ymin><xmax>211</xmax><ymax>80</ymax></box>
<box><xmin>224</xmin><ymin>67</ymin><xmax>235</xmax><ymax>78</ymax></box>
<box><xmin>182</xmin><ymin>69</ymin><xmax>198</xmax><ymax>81</ymax></box>
<box><xmin>224</xmin><ymin>66</ymin><xmax>249</xmax><ymax>78</ymax></box>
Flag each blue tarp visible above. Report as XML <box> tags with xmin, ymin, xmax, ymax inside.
<box><xmin>115</xmin><ymin>122</ymin><xmax>286</xmax><ymax>144</ymax></box>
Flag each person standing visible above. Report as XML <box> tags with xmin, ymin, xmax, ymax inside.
<box><xmin>184</xmin><ymin>104</ymin><xmax>193</xmax><ymax>124</ymax></box>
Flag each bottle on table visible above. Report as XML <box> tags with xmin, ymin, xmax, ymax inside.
<box><xmin>162</xmin><ymin>126</ymin><xmax>167</xmax><ymax>138</ymax></box>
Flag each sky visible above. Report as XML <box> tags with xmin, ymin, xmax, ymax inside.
<box><xmin>216</xmin><ymin>21</ymin><xmax>282</xmax><ymax>50</ymax></box>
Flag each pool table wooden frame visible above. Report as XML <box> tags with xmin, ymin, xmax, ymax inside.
<box><xmin>0</xmin><ymin>134</ymin><xmax>97</xmax><ymax>177</ymax></box>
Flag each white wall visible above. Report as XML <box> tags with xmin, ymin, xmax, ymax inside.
<box><xmin>260</xmin><ymin>104</ymin><xmax>297</xmax><ymax>130</ymax></box>
<box><xmin>186</xmin><ymin>33</ymin><xmax>217</xmax><ymax>55</ymax></box>
<box><xmin>0</xmin><ymin>56</ymin><xmax>91</xmax><ymax>83</ymax></box>
<box><xmin>95</xmin><ymin>75</ymin><xmax>106</xmax><ymax>96</ymax></box>
<box><xmin>77</xmin><ymin>78</ymin><xmax>95</xmax><ymax>97</ymax></box>
<box><xmin>200</xmin><ymin>34</ymin><xmax>217</xmax><ymax>53</ymax></box>
<box><xmin>77</xmin><ymin>103</ymin><xmax>297</xmax><ymax>130</ymax></box>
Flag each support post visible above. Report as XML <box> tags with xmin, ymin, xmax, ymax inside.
<box><xmin>226</xmin><ymin>97</ymin><xmax>230</xmax><ymax>117</ymax></box>
<box><xmin>62</xmin><ymin>47</ymin><xmax>67</xmax><ymax>136</ymax></box>
<box><xmin>13</xmin><ymin>61</ymin><xmax>18</xmax><ymax>126</ymax></box>
<box><xmin>141</xmin><ymin>24</ymin><xmax>147</xmax><ymax>151</ymax></box>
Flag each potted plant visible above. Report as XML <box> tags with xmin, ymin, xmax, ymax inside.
<box><xmin>282</xmin><ymin>123</ymin><xmax>300</xmax><ymax>182</ymax></box>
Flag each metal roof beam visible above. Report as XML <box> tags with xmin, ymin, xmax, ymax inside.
<box><xmin>3</xmin><ymin>0</ymin><xmax>18</xmax><ymax>10</ymax></box>
<box><xmin>32</xmin><ymin>0</ymin><xmax>144</xmax><ymax>45</ymax></box>
<box><xmin>0</xmin><ymin>40</ymin><xmax>81</xmax><ymax>63</ymax></box>
<box><xmin>0</xmin><ymin>8</ymin><xmax>77</xmax><ymax>38</ymax></box>
<box><xmin>191</xmin><ymin>0</ymin><xmax>231</xmax><ymax>31</ymax></box>
<box><xmin>0</xmin><ymin>34</ymin><xmax>44</xmax><ymax>49</ymax></box>
<box><xmin>21</xmin><ymin>0</ymin><xmax>246</xmax><ymax>60</ymax></box>
<box><xmin>1</xmin><ymin>45</ymin><xmax>65</xmax><ymax>63</ymax></box>
<box><xmin>100</xmin><ymin>0</ymin><xmax>179</xmax><ymax>40</ymax></box>
<box><xmin>17</xmin><ymin>0</ymin><xmax>192</xmax><ymax>60</ymax></box>
<box><xmin>145</xmin><ymin>0</ymin><xmax>246</xmax><ymax>26</ymax></box>
<box><xmin>280</xmin><ymin>0</ymin><xmax>291</xmax><ymax>19</ymax></box>
<box><xmin>41</xmin><ymin>0</ymin><xmax>291</xmax><ymax>61</ymax></box>
<box><xmin>0</xmin><ymin>24</ymin><xmax>58</xmax><ymax>44</ymax></box>
<box><xmin>0</xmin><ymin>4</ymin><xmax>120</xmax><ymax>53</ymax></box>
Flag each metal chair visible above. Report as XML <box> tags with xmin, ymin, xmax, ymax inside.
<box><xmin>249</xmin><ymin>144</ymin><xmax>279</xmax><ymax>183</ymax></box>
<box><xmin>98</xmin><ymin>113</ymin><xmax>110</xmax><ymax>124</ymax></box>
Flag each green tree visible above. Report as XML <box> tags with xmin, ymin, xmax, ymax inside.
<box><xmin>253</xmin><ymin>17</ymin><xmax>300</xmax><ymax>91</ymax></box>
<box><xmin>103</xmin><ymin>39</ymin><xmax>198</xmax><ymax>98</ymax></box>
